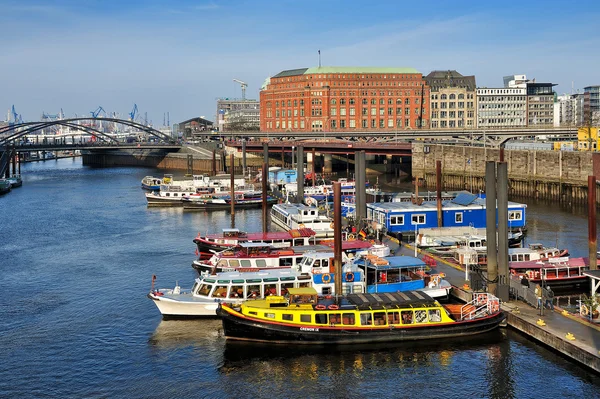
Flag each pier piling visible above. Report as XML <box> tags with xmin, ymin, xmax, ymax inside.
<box><xmin>486</xmin><ymin>161</ymin><xmax>498</xmax><ymax>296</ymax></box>
<box><xmin>589</xmin><ymin>175</ymin><xmax>598</xmax><ymax>270</ymax></box>
<box><xmin>333</xmin><ymin>182</ymin><xmax>342</xmax><ymax>297</ymax></box>
<box><xmin>296</xmin><ymin>146</ymin><xmax>304</xmax><ymax>203</ymax></box>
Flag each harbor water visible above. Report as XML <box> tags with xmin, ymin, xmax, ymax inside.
<box><xmin>1</xmin><ymin>158</ymin><xmax>599</xmax><ymax>398</ymax></box>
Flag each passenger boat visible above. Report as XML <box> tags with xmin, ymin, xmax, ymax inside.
<box><xmin>191</xmin><ymin>243</ymin><xmax>342</xmax><ymax>275</ymax></box>
<box><xmin>7</xmin><ymin>174</ymin><xmax>22</xmax><ymax>188</ymax></box>
<box><xmin>182</xmin><ymin>193</ymin><xmax>277</xmax><ymax>211</ymax></box>
<box><xmin>217</xmin><ymin>288</ymin><xmax>505</xmax><ymax>344</ymax></box>
<box><xmin>0</xmin><ymin>179</ymin><xmax>11</xmax><ymax>195</ymax></box>
<box><xmin>270</xmin><ymin>203</ymin><xmax>335</xmax><ymax>238</ymax></box>
<box><xmin>193</xmin><ymin>228</ymin><xmax>317</xmax><ymax>259</ymax></box>
<box><xmin>141</xmin><ymin>175</ymin><xmax>165</xmax><ymax>190</ymax></box>
<box><xmin>509</xmin><ymin>256</ymin><xmax>590</xmax><ymax>288</ymax></box>
<box><xmin>416</xmin><ymin>226</ymin><xmax>524</xmax><ymax>249</ymax></box>
<box><xmin>145</xmin><ymin>184</ymin><xmax>200</xmax><ymax>206</ymax></box>
<box><xmin>508</xmin><ymin>243</ymin><xmax>569</xmax><ymax>262</ymax></box>
<box><xmin>149</xmin><ymin>254</ymin><xmax>366</xmax><ymax>318</ymax></box>
<box><xmin>353</xmin><ymin>254</ymin><xmax>452</xmax><ymax>300</ymax></box>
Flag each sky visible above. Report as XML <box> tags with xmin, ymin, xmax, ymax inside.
<box><xmin>2</xmin><ymin>0</ymin><xmax>599</xmax><ymax>126</ymax></box>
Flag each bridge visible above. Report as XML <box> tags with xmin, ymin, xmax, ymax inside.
<box><xmin>213</xmin><ymin>126</ymin><xmax>578</xmax><ymax>147</ymax></box>
<box><xmin>226</xmin><ymin>139</ymin><xmax>412</xmax><ymax>156</ymax></box>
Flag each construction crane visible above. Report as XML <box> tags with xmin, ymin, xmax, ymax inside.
<box><xmin>90</xmin><ymin>106</ymin><xmax>106</xmax><ymax>118</ymax></box>
<box><xmin>233</xmin><ymin>79</ymin><xmax>248</xmax><ymax>100</ymax></box>
<box><xmin>10</xmin><ymin>105</ymin><xmax>22</xmax><ymax>124</ymax></box>
<box><xmin>129</xmin><ymin>104</ymin><xmax>138</xmax><ymax>121</ymax></box>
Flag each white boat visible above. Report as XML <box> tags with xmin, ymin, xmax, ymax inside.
<box><xmin>270</xmin><ymin>203</ymin><xmax>335</xmax><ymax>238</ymax></box>
<box><xmin>145</xmin><ymin>184</ymin><xmax>200</xmax><ymax>206</ymax></box>
<box><xmin>508</xmin><ymin>243</ymin><xmax>569</xmax><ymax>262</ymax></box>
<box><xmin>148</xmin><ymin>251</ymin><xmax>366</xmax><ymax>318</ymax></box>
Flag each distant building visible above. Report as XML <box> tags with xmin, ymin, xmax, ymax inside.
<box><xmin>223</xmin><ymin>107</ymin><xmax>260</xmax><ymax>131</ymax></box>
<box><xmin>424</xmin><ymin>70</ymin><xmax>476</xmax><ymax>129</ymax></box>
<box><xmin>177</xmin><ymin>117</ymin><xmax>214</xmax><ymax>139</ymax></box>
<box><xmin>260</xmin><ymin>66</ymin><xmax>430</xmax><ymax>133</ymax></box>
<box><xmin>526</xmin><ymin>82</ymin><xmax>556</xmax><ymax>128</ymax></box>
<box><xmin>583</xmin><ymin>85</ymin><xmax>600</xmax><ymax>125</ymax></box>
<box><xmin>554</xmin><ymin>93</ymin><xmax>583</xmax><ymax>127</ymax></box>
<box><xmin>476</xmin><ymin>87</ymin><xmax>527</xmax><ymax>128</ymax></box>
<box><xmin>216</xmin><ymin>98</ymin><xmax>260</xmax><ymax>131</ymax></box>
<box><xmin>503</xmin><ymin>74</ymin><xmax>529</xmax><ymax>88</ymax></box>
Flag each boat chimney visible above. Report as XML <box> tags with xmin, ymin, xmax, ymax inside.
<box><xmin>588</xmin><ymin>175</ymin><xmax>597</xmax><ymax>270</ymax></box>
<box><xmin>333</xmin><ymin>182</ymin><xmax>343</xmax><ymax>296</ymax></box>
<box><xmin>436</xmin><ymin>160</ymin><xmax>442</xmax><ymax>227</ymax></box>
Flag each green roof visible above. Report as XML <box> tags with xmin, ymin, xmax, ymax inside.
<box><xmin>304</xmin><ymin>66</ymin><xmax>420</xmax><ymax>75</ymax></box>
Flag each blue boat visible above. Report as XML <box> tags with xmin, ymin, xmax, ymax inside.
<box><xmin>367</xmin><ymin>192</ymin><xmax>527</xmax><ymax>234</ymax></box>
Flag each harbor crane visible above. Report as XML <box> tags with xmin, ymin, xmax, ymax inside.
<box><xmin>129</xmin><ymin>104</ymin><xmax>138</xmax><ymax>121</ymax></box>
<box><xmin>233</xmin><ymin>79</ymin><xmax>248</xmax><ymax>100</ymax></box>
<box><xmin>90</xmin><ymin>106</ymin><xmax>106</xmax><ymax>118</ymax></box>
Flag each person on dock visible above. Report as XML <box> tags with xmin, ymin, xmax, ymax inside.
<box><xmin>535</xmin><ymin>284</ymin><xmax>542</xmax><ymax>309</ymax></box>
<box><xmin>545</xmin><ymin>286</ymin><xmax>554</xmax><ymax>311</ymax></box>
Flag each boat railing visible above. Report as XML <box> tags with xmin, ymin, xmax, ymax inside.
<box><xmin>461</xmin><ymin>292</ymin><xmax>500</xmax><ymax>320</ymax></box>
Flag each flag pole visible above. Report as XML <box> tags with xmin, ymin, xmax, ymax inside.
<box><xmin>318</xmin><ymin>49</ymin><xmax>321</xmax><ymax>68</ymax></box>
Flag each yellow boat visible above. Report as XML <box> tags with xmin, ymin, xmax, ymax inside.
<box><xmin>217</xmin><ymin>287</ymin><xmax>504</xmax><ymax>345</ymax></box>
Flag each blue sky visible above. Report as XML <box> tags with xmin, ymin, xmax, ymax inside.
<box><xmin>2</xmin><ymin>0</ymin><xmax>599</xmax><ymax>126</ymax></box>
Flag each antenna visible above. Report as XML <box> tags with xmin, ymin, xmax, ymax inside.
<box><xmin>318</xmin><ymin>49</ymin><xmax>321</xmax><ymax>68</ymax></box>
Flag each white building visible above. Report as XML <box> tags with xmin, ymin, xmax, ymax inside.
<box><xmin>503</xmin><ymin>74</ymin><xmax>529</xmax><ymax>89</ymax></box>
<box><xmin>476</xmin><ymin>87</ymin><xmax>527</xmax><ymax>128</ymax></box>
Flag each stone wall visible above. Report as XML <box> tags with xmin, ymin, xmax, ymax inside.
<box><xmin>412</xmin><ymin>143</ymin><xmax>600</xmax><ymax>204</ymax></box>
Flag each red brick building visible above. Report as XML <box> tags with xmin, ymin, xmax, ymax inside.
<box><xmin>260</xmin><ymin>67</ymin><xmax>430</xmax><ymax>133</ymax></box>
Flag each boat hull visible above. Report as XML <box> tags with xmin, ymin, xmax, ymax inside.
<box><xmin>183</xmin><ymin>198</ymin><xmax>278</xmax><ymax>211</ymax></box>
<box><xmin>218</xmin><ymin>307</ymin><xmax>505</xmax><ymax>344</ymax></box>
<box><xmin>145</xmin><ymin>196</ymin><xmax>184</xmax><ymax>207</ymax></box>
<box><xmin>148</xmin><ymin>293</ymin><xmax>225</xmax><ymax>318</ymax></box>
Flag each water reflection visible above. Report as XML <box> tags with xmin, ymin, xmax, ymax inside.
<box><xmin>148</xmin><ymin>319</ymin><xmax>223</xmax><ymax>350</ymax></box>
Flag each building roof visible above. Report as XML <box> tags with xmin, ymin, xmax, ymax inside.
<box><xmin>272</xmin><ymin>66</ymin><xmax>420</xmax><ymax>78</ymax></box>
<box><xmin>424</xmin><ymin>70</ymin><xmax>476</xmax><ymax>91</ymax></box>
<box><xmin>178</xmin><ymin>116</ymin><xmax>214</xmax><ymax>125</ymax></box>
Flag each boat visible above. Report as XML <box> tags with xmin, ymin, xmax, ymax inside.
<box><xmin>217</xmin><ymin>287</ymin><xmax>505</xmax><ymax>344</ymax></box>
<box><xmin>508</xmin><ymin>243</ymin><xmax>569</xmax><ymax>262</ymax></box>
<box><xmin>141</xmin><ymin>175</ymin><xmax>165</xmax><ymax>190</ymax></box>
<box><xmin>193</xmin><ymin>228</ymin><xmax>318</xmax><ymax>259</ymax></box>
<box><xmin>148</xmin><ymin>253</ymin><xmax>366</xmax><ymax>318</ymax></box>
<box><xmin>145</xmin><ymin>184</ymin><xmax>200</xmax><ymax>206</ymax></box>
<box><xmin>270</xmin><ymin>203</ymin><xmax>335</xmax><ymax>238</ymax></box>
<box><xmin>7</xmin><ymin>174</ymin><xmax>22</xmax><ymax>188</ymax></box>
<box><xmin>416</xmin><ymin>226</ymin><xmax>524</xmax><ymax>249</ymax></box>
<box><xmin>182</xmin><ymin>193</ymin><xmax>278</xmax><ymax>211</ymax></box>
<box><xmin>0</xmin><ymin>179</ymin><xmax>11</xmax><ymax>195</ymax></box>
<box><xmin>509</xmin><ymin>256</ymin><xmax>591</xmax><ymax>288</ymax></box>
<box><xmin>352</xmin><ymin>254</ymin><xmax>452</xmax><ymax>300</ymax></box>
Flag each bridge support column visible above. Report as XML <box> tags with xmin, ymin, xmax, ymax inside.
<box><xmin>323</xmin><ymin>154</ymin><xmax>333</xmax><ymax>174</ymax></box>
<box><xmin>187</xmin><ymin>154</ymin><xmax>194</xmax><ymax>175</ymax></box>
<box><xmin>307</xmin><ymin>151</ymin><xmax>313</xmax><ymax>173</ymax></box>
<box><xmin>242</xmin><ymin>141</ymin><xmax>247</xmax><ymax>177</ymax></box>
<box><xmin>296</xmin><ymin>146</ymin><xmax>304</xmax><ymax>203</ymax></box>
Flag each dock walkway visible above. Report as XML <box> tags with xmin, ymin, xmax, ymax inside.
<box><xmin>382</xmin><ymin>235</ymin><xmax>600</xmax><ymax>373</ymax></box>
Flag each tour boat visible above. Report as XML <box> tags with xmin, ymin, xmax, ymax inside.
<box><xmin>148</xmin><ymin>254</ymin><xmax>366</xmax><ymax>318</ymax></box>
<box><xmin>509</xmin><ymin>256</ymin><xmax>590</xmax><ymax>288</ymax></box>
<box><xmin>353</xmin><ymin>254</ymin><xmax>452</xmax><ymax>300</ymax></box>
<box><xmin>0</xmin><ymin>179</ymin><xmax>11</xmax><ymax>195</ymax></box>
<box><xmin>191</xmin><ymin>243</ymin><xmax>343</xmax><ymax>275</ymax></box>
<box><xmin>141</xmin><ymin>175</ymin><xmax>164</xmax><ymax>190</ymax></box>
<box><xmin>145</xmin><ymin>184</ymin><xmax>200</xmax><ymax>206</ymax></box>
<box><xmin>508</xmin><ymin>243</ymin><xmax>569</xmax><ymax>262</ymax></box>
<box><xmin>182</xmin><ymin>193</ymin><xmax>277</xmax><ymax>211</ymax></box>
<box><xmin>416</xmin><ymin>227</ymin><xmax>524</xmax><ymax>249</ymax></box>
<box><xmin>217</xmin><ymin>288</ymin><xmax>505</xmax><ymax>344</ymax></box>
<box><xmin>7</xmin><ymin>174</ymin><xmax>22</xmax><ymax>188</ymax></box>
<box><xmin>270</xmin><ymin>203</ymin><xmax>335</xmax><ymax>238</ymax></box>
<box><xmin>193</xmin><ymin>228</ymin><xmax>317</xmax><ymax>259</ymax></box>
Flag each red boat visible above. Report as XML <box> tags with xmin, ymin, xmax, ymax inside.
<box><xmin>509</xmin><ymin>256</ymin><xmax>592</xmax><ymax>288</ymax></box>
<box><xmin>193</xmin><ymin>228</ymin><xmax>317</xmax><ymax>259</ymax></box>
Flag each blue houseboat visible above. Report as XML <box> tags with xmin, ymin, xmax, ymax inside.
<box><xmin>367</xmin><ymin>192</ymin><xmax>526</xmax><ymax>234</ymax></box>
<box><xmin>268</xmin><ymin>168</ymin><xmax>298</xmax><ymax>187</ymax></box>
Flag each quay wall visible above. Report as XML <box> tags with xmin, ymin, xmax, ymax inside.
<box><xmin>412</xmin><ymin>143</ymin><xmax>600</xmax><ymax>205</ymax></box>
<box><xmin>82</xmin><ymin>150</ymin><xmax>221</xmax><ymax>173</ymax></box>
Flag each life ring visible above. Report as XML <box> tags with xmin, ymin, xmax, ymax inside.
<box><xmin>490</xmin><ymin>300</ymin><xmax>500</xmax><ymax>313</ymax></box>
<box><xmin>315</xmin><ymin>304</ymin><xmax>326</xmax><ymax>310</ymax></box>
<box><xmin>345</xmin><ymin>272</ymin><xmax>355</xmax><ymax>282</ymax></box>
<box><xmin>330</xmin><ymin>222</ymin><xmax>334</xmax><ymax>229</ymax></box>
<box><xmin>348</xmin><ymin>233</ymin><xmax>355</xmax><ymax>240</ymax></box>
<box><xmin>323</xmin><ymin>187</ymin><xmax>327</xmax><ymax>194</ymax></box>
<box><xmin>299</xmin><ymin>223</ymin><xmax>305</xmax><ymax>229</ymax></box>
<box><xmin>477</xmin><ymin>293</ymin><xmax>486</xmax><ymax>305</ymax></box>
<box><xmin>322</xmin><ymin>273</ymin><xmax>332</xmax><ymax>283</ymax></box>
<box><xmin>581</xmin><ymin>304</ymin><xmax>589</xmax><ymax>316</ymax></box>
<box><xmin>154</xmin><ymin>291</ymin><xmax>164</xmax><ymax>296</ymax></box>
<box><xmin>510</xmin><ymin>269</ymin><xmax>516</xmax><ymax>276</ymax></box>
<box><xmin>328</xmin><ymin>304</ymin><xmax>339</xmax><ymax>310</ymax></box>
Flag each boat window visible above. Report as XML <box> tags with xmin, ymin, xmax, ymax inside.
<box><xmin>213</xmin><ymin>285</ymin><xmax>228</xmax><ymax>298</ymax></box>
<box><xmin>256</xmin><ymin>260</ymin><xmax>267</xmax><ymax>267</ymax></box>
<box><xmin>217</xmin><ymin>280</ymin><xmax>230</xmax><ymax>284</ymax></box>
<box><xmin>264</xmin><ymin>313</ymin><xmax>275</xmax><ymax>319</ymax></box>
<box><xmin>390</xmin><ymin>215</ymin><xmax>404</xmax><ymax>225</ymax></box>
<box><xmin>204</xmin><ymin>279</ymin><xmax>216</xmax><ymax>284</ymax></box>
<box><xmin>428</xmin><ymin>309</ymin><xmax>442</xmax><ymax>322</ymax></box>
<box><xmin>264</xmin><ymin>284</ymin><xmax>277</xmax><ymax>296</ymax></box>
<box><xmin>300</xmin><ymin>314</ymin><xmax>312</xmax><ymax>323</ymax></box>
<box><xmin>232</xmin><ymin>279</ymin><xmax>245</xmax><ymax>284</ymax></box>
<box><xmin>229</xmin><ymin>260</ymin><xmax>240</xmax><ymax>267</ymax></box>
<box><xmin>281</xmin><ymin>282</ymin><xmax>294</xmax><ymax>295</ymax></box>
<box><xmin>279</xmin><ymin>257</ymin><xmax>293</xmax><ymax>266</ymax></box>
<box><xmin>329</xmin><ymin>313</ymin><xmax>342</xmax><ymax>325</ymax></box>
<box><xmin>455</xmin><ymin>212</ymin><xmax>463</xmax><ymax>223</ymax></box>
<box><xmin>280</xmin><ymin>277</ymin><xmax>296</xmax><ymax>281</ymax></box>
<box><xmin>315</xmin><ymin>313</ymin><xmax>328</xmax><ymax>325</ymax></box>
<box><xmin>524</xmin><ymin>254</ymin><xmax>530</xmax><ymax>261</ymax></box>
<box><xmin>342</xmin><ymin>313</ymin><xmax>355</xmax><ymax>325</ymax></box>
<box><xmin>313</xmin><ymin>259</ymin><xmax>322</xmax><ymax>267</ymax></box>
<box><xmin>196</xmin><ymin>283</ymin><xmax>212</xmax><ymax>296</ymax></box>
<box><xmin>263</xmin><ymin>278</ymin><xmax>279</xmax><ymax>282</ymax></box>
<box><xmin>370</xmin><ymin>311</ymin><xmax>385</xmax><ymax>325</ymax></box>
<box><xmin>401</xmin><ymin>310</ymin><xmax>413</xmax><ymax>324</ymax></box>
<box><xmin>229</xmin><ymin>285</ymin><xmax>243</xmax><ymax>298</ymax></box>
<box><xmin>240</xmin><ymin>260</ymin><xmax>252</xmax><ymax>267</ymax></box>
<box><xmin>191</xmin><ymin>282</ymin><xmax>199</xmax><ymax>292</ymax></box>
<box><xmin>415</xmin><ymin>310</ymin><xmax>428</xmax><ymax>323</ymax></box>
<box><xmin>217</xmin><ymin>260</ymin><xmax>228</xmax><ymax>268</ymax></box>
<box><xmin>282</xmin><ymin>314</ymin><xmax>293</xmax><ymax>321</ymax></box>
<box><xmin>387</xmin><ymin>311</ymin><xmax>400</xmax><ymax>325</ymax></box>
<box><xmin>246</xmin><ymin>285</ymin><xmax>260</xmax><ymax>298</ymax></box>
<box><xmin>249</xmin><ymin>311</ymin><xmax>257</xmax><ymax>315</ymax></box>
<box><xmin>360</xmin><ymin>313</ymin><xmax>372</xmax><ymax>326</ymax></box>
<box><xmin>299</xmin><ymin>282</ymin><xmax>311</xmax><ymax>288</ymax></box>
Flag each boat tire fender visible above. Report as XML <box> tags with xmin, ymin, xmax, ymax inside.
<box><xmin>328</xmin><ymin>304</ymin><xmax>339</xmax><ymax>310</ymax></box>
<box><xmin>345</xmin><ymin>272</ymin><xmax>354</xmax><ymax>282</ymax></box>
<box><xmin>322</xmin><ymin>273</ymin><xmax>332</xmax><ymax>283</ymax></box>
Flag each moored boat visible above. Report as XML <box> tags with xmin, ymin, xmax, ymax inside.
<box><xmin>7</xmin><ymin>174</ymin><xmax>22</xmax><ymax>188</ymax></box>
<box><xmin>0</xmin><ymin>179</ymin><xmax>11</xmax><ymax>195</ymax></box>
<box><xmin>182</xmin><ymin>194</ymin><xmax>278</xmax><ymax>211</ymax></box>
<box><xmin>141</xmin><ymin>175</ymin><xmax>165</xmax><ymax>190</ymax></box>
<box><xmin>217</xmin><ymin>288</ymin><xmax>505</xmax><ymax>344</ymax></box>
<box><xmin>509</xmin><ymin>256</ymin><xmax>591</xmax><ymax>288</ymax></box>
<box><xmin>270</xmin><ymin>203</ymin><xmax>335</xmax><ymax>238</ymax></box>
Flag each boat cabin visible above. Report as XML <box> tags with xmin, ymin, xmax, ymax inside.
<box><xmin>356</xmin><ymin>255</ymin><xmax>429</xmax><ymax>293</ymax></box>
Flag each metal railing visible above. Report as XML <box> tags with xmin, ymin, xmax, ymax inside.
<box><xmin>508</xmin><ymin>275</ymin><xmax>552</xmax><ymax>311</ymax></box>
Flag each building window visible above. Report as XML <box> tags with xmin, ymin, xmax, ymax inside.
<box><xmin>331</xmin><ymin>108</ymin><xmax>337</xmax><ymax>116</ymax></box>
<box><xmin>300</xmin><ymin>120</ymin><xmax>305</xmax><ymax>129</ymax></box>
<box><xmin>331</xmin><ymin>120</ymin><xmax>337</xmax><ymax>128</ymax></box>
<box><xmin>379</xmin><ymin>108</ymin><xmax>384</xmax><ymax>116</ymax></box>
<box><xmin>379</xmin><ymin>119</ymin><xmax>385</xmax><ymax>128</ymax></box>
<box><xmin>390</xmin><ymin>215</ymin><xmax>404</xmax><ymax>225</ymax></box>
<box><xmin>362</xmin><ymin>108</ymin><xmax>368</xmax><ymax>116</ymax></box>
<box><xmin>340</xmin><ymin>107</ymin><xmax>347</xmax><ymax>116</ymax></box>
<box><xmin>350</xmin><ymin>119</ymin><xmax>356</xmax><ymax>128</ymax></box>
<box><xmin>371</xmin><ymin>119</ymin><xmax>376</xmax><ymax>128</ymax></box>
<box><xmin>455</xmin><ymin>213</ymin><xmax>463</xmax><ymax>223</ymax></box>
<box><xmin>388</xmin><ymin>119</ymin><xmax>393</xmax><ymax>127</ymax></box>
<box><xmin>350</xmin><ymin>107</ymin><xmax>356</xmax><ymax>116</ymax></box>
<box><xmin>371</xmin><ymin>108</ymin><xmax>376</xmax><ymax>116</ymax></box>
<box><xmin>411</xmin><ymin>214</ymin><xmax>426</xmax><ymax>225</ymax></box>
<box><xmin>340</xmin><ymin>120</ymin><xmax>346</xmax><ymax>128</ymax></box>
<box><xmin>362</xmin><ymin>119</ymin><xmax>368</xmax><ymax>128</ymax></box>
<box><xmin>396</xmin><ymin>119</ymin><xmax>402</xmax><ymax>128</ymax></box>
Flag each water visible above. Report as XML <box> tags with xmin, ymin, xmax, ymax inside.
<box><xmin>1</xmin><ymin>158</ymin><xmax>599</xmax><ymax>398</ymax></box>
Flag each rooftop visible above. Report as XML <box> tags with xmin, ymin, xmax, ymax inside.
<box><xmin>272</xmin><ymin>66</ymin><xmax>420</xmax><ymax>78</ymax></box>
